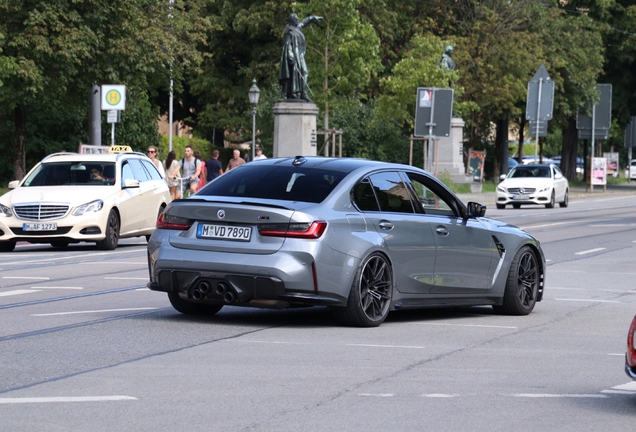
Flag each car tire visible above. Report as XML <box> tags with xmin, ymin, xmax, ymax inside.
<box><xmin>493</xmin><ymin>245</ymin><xmax>539</xmax><ymax>315</ymax></box>
<box><xmin>167</xmin><ymin>292</ymin><xmax>223</xmax><ymax>315</ymax></box>
<box><xmin>512</xmin><ymin>203</ymin><xmax>521</xmax><ymax>209</ymax></box>
<box><xmin>332</xmin><ymin>253</ymin><xmax>392</xmax><ymax>327</ymax></box>
<box><xmin>545</xmin><ymin>191</ymin><xmax>555</xmax><ymax>208</ymax></box>
<box><xmin>96</xmin><ymin>209</ymin><xmax>120</xmax><ymax>250</ymax></box>
<box><xmin>50</xmin><ymin>241</ymin><xmax>69</xmax><ymax>249</ymax></box>
<box><xmin>496</xmin><ymin>204</ymin><xmax>505</xmax><ymax>209</ymax></box>
<box><xmin>559</xmin><ymin>189</ymin><xmax>569</xmax><ymax>208</ymax></box>
<box><xmin>0</xmin><ymin>241</ymin><xmax>16</xmax><ymax>252</ymax></box>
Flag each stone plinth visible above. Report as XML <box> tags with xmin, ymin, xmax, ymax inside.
<box><xmin>434</xmin><ymin>117</ymin><xmax>466</xmax><ymax>183</ymax></box>
<box><xmin>273</xmin><ymin>101</ymin><xmax>319</xmax><ymax>158</ymax></box>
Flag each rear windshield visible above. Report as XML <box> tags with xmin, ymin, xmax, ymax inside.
<box><xmin>198</xmin><ymin>165</ymin><xmax>346</xmax><ymax>203</ymax></box>
<box><xmin>23</xmin><ymin>162</ymin><xmax>117</xmax><ymax>186</ymax></box>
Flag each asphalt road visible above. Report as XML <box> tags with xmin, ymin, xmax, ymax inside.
<box><xmin>1</xmin><ymin>192</ymin><xmax>635</xmax><ymax>431</ymax></box>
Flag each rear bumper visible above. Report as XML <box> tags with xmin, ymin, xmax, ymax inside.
<box><xmin>147</xmin><ymin>269</ymin><xmax>346</xmax><ymax>307</ymax></box>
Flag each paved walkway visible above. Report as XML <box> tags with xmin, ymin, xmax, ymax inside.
<box><xmin>456</xmin><ymin>182</ymin><xmax>636</xmax><ymax>206</ymax></box>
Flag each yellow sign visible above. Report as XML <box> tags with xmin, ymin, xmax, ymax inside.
<box><xmin>109</xmin><ymin>145</ymin><xmax>133</xmax><ymax>153</ymax></box>
<box><xmin>105</xmin><ymin>90</ymin><xmax>122</xmax><ymax>106</ymax></box>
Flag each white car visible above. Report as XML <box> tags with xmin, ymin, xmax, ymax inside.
<box><xmin>0</xmin><ymin>151</ymin><xmax>171</xmax><ymax>251</ymax></box>
<box><xmin>496</xmin><ymin>164</ymin><xmax>569</xmax><ymax>209</ymax></box>
<box><xmin>630</xmin><ymin>160</ymin><xmax>636</xmax><ymax>181</ymax></box>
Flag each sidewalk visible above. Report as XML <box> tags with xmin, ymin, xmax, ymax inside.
<box><xmin>456</xmin><ymin>181</ymin><xmax>636</xmax><ymax>207</ymax></box>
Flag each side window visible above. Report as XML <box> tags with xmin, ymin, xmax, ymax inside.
<box><xmin>404</xmin><ymin>173</ymin><xmax>454</xmax><ymax>216</ymax></box>
<box><xmin>127</xmin><ymin>159</ymin><xmax>150</xmax><ymax>182</ymax></box>
<box><xmin>141</xmin><ymin>159</ymin><xmax>162</xmax><ymax>180</ymax></box>
<box><xmin>367</xmin><ymin>171</ymin><xmax>414</xmax><ymax>213</ymax></box>
<box><xmin>121</xmin><ymin>163</ymin><xmax>134</xmax><ymax>182</ymax></box>
<box><xmin>353</xmin><ymin>179</ymin><xmax>380</xmax><ymax>211</ymax></box>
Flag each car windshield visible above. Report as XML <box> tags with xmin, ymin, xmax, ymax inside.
<box><xmin>22</xmin><ymin>162</ymin><xmax>116</xmax><ymax>186</ymax></box>
<box><xmin>198</xmin><ymin>165</ymin><xmax>346</xmax><ymax>203</ymax></box>
<box><xmin>509</xmin><ymin>166</ymin><xmax>551</xmax><ymax>179</ymax></box>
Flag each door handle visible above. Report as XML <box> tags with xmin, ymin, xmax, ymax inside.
<box><xmin>378</xmin><ymin>220</ymin><xmax>394</xmax><ymax>230</ymax></box>
<box><xmin>435</xmin><ymin>226</ymin><xmax>449</xmax><ymax>236</ymax></box>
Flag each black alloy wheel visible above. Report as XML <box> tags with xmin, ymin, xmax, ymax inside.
<box><xmin>332</xmin><ymin>253</ymin><xmax>392</xmax><ymax>327</ymax></box>
<box><xmin>493</xmin><ymin>245</ymin><xmax>539</xmax><ymax>315</ymax></box>
<box><xmin>96</xmin><ymin>209</ymin><xmax>120</xmax><ymax>250</ymax></box>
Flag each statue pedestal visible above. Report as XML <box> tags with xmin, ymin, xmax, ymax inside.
<box><xmin>434</xmin><ymin>117</ymin><xmax>466</xmax><ymax>183</ymax></box>
<box><xmin>273</xmin><ymin>101</ymin><xmax>319</xmax><ymax>158</ymax></box>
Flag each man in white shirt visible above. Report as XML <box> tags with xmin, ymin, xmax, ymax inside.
<box><xmin>253</xmin><ymin>146</ymin><xmax>267</xmax><ymax>161</ymax></box>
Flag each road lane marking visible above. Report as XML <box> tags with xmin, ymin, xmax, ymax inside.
<box><xmin>358</xmin><ymin>394</ymin><xmax>394</xmax><ymax>397</ymax></box>
<box><xmin>520</xmin><ymin>222</ymin><xmax>572</xmax><ymax>230</ymax></box>
<box><xmin>0</xmin><ymin>396</ymin><xmax>137</xmax><ymax>404</ymax></box>
<box><xmin>3</xmin><ymin>276</ymin><xmax>50</xmax><ymax>280</ymax></box>
<box><xmin>32</xmin><ymin>286</ymin><xmax>83</xmax><ymax>290</ymax></box>
<box><xmin>90</xmin><ymin>262</ymin><xmax>146</xmax><ymax>265</ymax></box>
<box><xmin>611</xmin><ymin>382</ymin><xmax>636</xmax><ymax>391</ymax></box>
<box><xmin>554</xmin><ymin>298</ymin><xmax>620</xmax><ymax>303</ymax></box>
<box><xmin>607</xmin><ymin>353</ymin><xmax>624</xmax><ymax>356</ymax></box>
<box><xmin>32</xmin><ymin>307</ymin><xmax>157</xmax><ymax>316</ymax></box>
<box><xmin>422</xmin><ymin>394</ymin><xmax>456</xmax><ymax>398</ymax></box>
<box><xmin>574</xmin><ymin>248</ymin><xmax>606</xmax><ymax>255</ymax></box>
<box><xmin>418</xmin><ymin>323</ymin><xmax>517</xmax><ymax>329</ymax></box>
<box><xmin>346</xmin><ymin>344</ymin><xmax>425</xmax><ymax>349</ymax></box>
<box><xmin>104</xmin><ymin>277</ymin><xmax>148</xmax><ymax>280</ymax></box>
<box><xmin>0</xmin><ymin>289</ymin><xmax>42</xmax><ymax>297</ymax></box>
<box><xmin>0</xmin><ymin>249</ymin><xmax>145</xmax><ymax>265</ymax></box>
<box><xmin>510</xmin><ymin>394</ymin><xmax>607</xmax><ymax>398</ymax></box>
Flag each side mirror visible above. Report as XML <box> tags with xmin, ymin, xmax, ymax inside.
<box><xmin>123</xmin><ymin>179</ymin><xmax>140</xmax><ymax>189</ymax></box>
<box><xmin>8</xmin><ymin>180</ymin><xmax>19</xmax><ymax>190</ymax></box>
<box><xmin>465</xmin><ymin>201</ymin><xmax>486</xmax><ymax>218</ymax></box>
<box><xmin>499</xmin><ymin>174</ymin><xmax>506</xmax><ymax>181</ymax></box>
<box><xmin>555</xmin><ymin>173</ymin><xmax>563</xmax><ymax>179</ymax></box>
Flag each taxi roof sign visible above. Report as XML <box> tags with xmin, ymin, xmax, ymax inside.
<box><xmin>109</xmin><ymin>145</ymin><xmax>133</xmax><ymax>153</ymax></box>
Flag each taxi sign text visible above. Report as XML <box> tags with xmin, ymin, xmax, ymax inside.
<box><xmin>109</xmin><ymin>145</ymin><xmax>133</xmax><ymax>153</ymax></box>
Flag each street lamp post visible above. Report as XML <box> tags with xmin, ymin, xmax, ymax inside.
<box><xmin>248</xmin><ymin>78</ymin><xmax>260</xmax><ymax>162</ymax></box>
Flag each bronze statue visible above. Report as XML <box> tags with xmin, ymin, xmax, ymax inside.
<box><xmin>440</xmin><ymin>45</ymin><xmax>455</xmax><ymax>71</ymax></box>
<box><xmin>278</xmin><ymin>13</ymin><xmax>322</xmax><ymax>102</ymax></box>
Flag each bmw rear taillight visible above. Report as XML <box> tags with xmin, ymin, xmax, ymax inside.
<box><xmin>628</xmin><ymin>316</ymin><xmax>636</xmax><ymax>367</ymax></box>
<box><xmin>156</xmin><ymin>213</ymin><xmax>191</xmax><ymax>231</ymax></box>
<box><xmin>258</xmin><ymin>221</ymin><xmax>327</xmax><ymax>239</ymax></box>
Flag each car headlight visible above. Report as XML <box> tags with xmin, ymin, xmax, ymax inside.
<box><xmin>496</xmin><ymin>185</ymin><xmax>506</xmax><ymax>193</ymax></box>
<box><xmin>0</xmin><ymin>203</ymin><xmax>12</xmax><ymax>217</ymax></box>
<box><xmin>72</xmin><ymin>199</ymin><xmax>104</xmax><ymax>216</ymax></box>
<box><xmin>537</xmin><ymin>186</ymin><xmax>550</xmax><ymax>193</ymax></box>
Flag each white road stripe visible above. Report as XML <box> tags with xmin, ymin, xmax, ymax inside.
<box><xmin>0</xmin><ymin>396</ymin><xmax>137</xmax><ymax>404</ymax></box>
<box><xmin>510</xmin><ymin>394</ymin><xmax>607</xmax><ymax>398</ymax></box>
<box><xmin>0</xmin><ymin>249</ymin><xmax>144</xmax><ymax>266</ymax></box>
<box><xmin>554</xmin><ymin>298</ymin><xmax>620</xmax><ymax>303</ymax></box>
<box><xmin>346</xmin><ymin>344</ymin><xmax>425</xmax><ymax>349</ymax></box>
<box><xmin>422</xmin><ymin>394</ymin><xmax>456</xmax><ymax>398</ymax></box>
<box><xmin>419</xmin><ymin>323</ymin><xmax>517</xmax><ymax>329</ymax></box>
<box><xmin>3</xmin><ymin>276</ymin><xmax>50</xmax><ymax>280</ymax></box>
<box><xmin>574</xmin><ymin>248</ymin><xmax>606</xmax><ymax>255</ymax></box>
<box><xmin>520</xmin><ymin>222</ymin><xmax>571</xmax><ymax>230</ymax></box>
<box><xmin>611</xmin><ymin>382</ymin><xmax>636</xmax><ymax>391</ymax></box>
<box><xmin>0</xmin><ymin>289</ymin><xmax>41</xmax><ymax>297</ymax></box>
<box><xmin>104</xmin><ymin>277</ymin><xmax>148</xmax><ymax>280</ymax></box>
<box><xmin>89</xmin><ymin>262</ymin><xmax>146</xmax><ymax>265</ymax></box>
<box><xmin>32</xmin><ymin>307</ymin><xmax>157</xmax><ymax>316</ymax></box>
<box><xmin>32</xmin><ymin>286</ymin><xmax>83</xmax><ymax>290</ymax></box>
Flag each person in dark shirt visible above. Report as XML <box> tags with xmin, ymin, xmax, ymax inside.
<box><xmin>205</xmin><ymin>149</ymin><xmax>223</xmax><ymax>181</ymax></box>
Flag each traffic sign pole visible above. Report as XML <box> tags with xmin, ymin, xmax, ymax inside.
<box><xmin>534</xmin><ymin>78</ymin><xmax>542</xmax><ymax>162</ymax></box>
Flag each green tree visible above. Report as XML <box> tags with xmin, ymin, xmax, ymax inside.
<box><xmin>0</xmin><ymin>0</ymin><xmax>209</xmax><ymax>179</ymax></box>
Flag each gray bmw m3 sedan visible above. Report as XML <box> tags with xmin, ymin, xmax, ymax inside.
<box><xmin>147</xmin><ymin>156</ymin><xmax>545</xmax><ymax>327</ymax></box>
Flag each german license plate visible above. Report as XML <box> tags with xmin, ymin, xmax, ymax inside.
<box><xmin>23</xmin><ymin>223</ymin><xmax>57</xmax><ymax>231</ymax></box>
<box><xmin>197</xmin><ymin>224</ymin><xmax>251</xmax><ymax>241</ymax></box>
<box><xmin>512</xmin><ymin>194</ymin><xmax>529</xmax><ymax>200</ymax></box>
